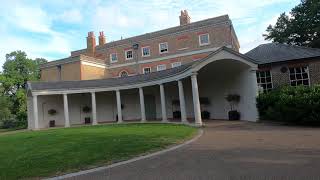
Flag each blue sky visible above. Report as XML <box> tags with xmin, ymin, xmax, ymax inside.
<box><xmin>0</xmin><ymin>0</ymin><xmax>300</xmax><ymax>66</ymax></box>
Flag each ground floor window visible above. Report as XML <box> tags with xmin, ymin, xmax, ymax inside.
<box><xmin>157</xmin><ymin>64</ymin><xmax>166</xmax><ymax>71</ymax></box>
<box><xmin>119</xmin><ymin>71</ymin><xmax>128</xmax><ymax>77</ymax></box>
<box><xmin>256</xmin><ymin>70</ymin><xmax>273</xmax><ymax>92</ymax></box>
<box><xmin>289</xmin><ymin>66</ymin><xmax>310</xmax><ymax>86</ymax></box>
<box><xmin>143</xmin><ymin>67</ymin><xmax>151</xmax><ymax>74</ymax></box>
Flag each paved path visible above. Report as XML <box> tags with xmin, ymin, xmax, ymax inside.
<box><xmin>65</xmin><ymin>121</ymin><xmax>320</xmax><ymax>180</ymax></box>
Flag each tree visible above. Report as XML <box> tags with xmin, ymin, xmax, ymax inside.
<box><xmin>264</xmin><ymin>0</ymin><xmax>320</xmax><ymax>48</ymax></box>
<box><xmin>0</xmin><ymin>51</ymin><xmax>47</xmax><ymax>128</ymax></box>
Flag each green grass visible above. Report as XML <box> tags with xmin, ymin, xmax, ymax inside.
<box><xmin>0</xmin><ymin>123</ymin><xmax>197</xmax><ymax>179</ymax></box>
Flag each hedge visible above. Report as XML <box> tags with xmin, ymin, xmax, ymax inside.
<box><xmin>256</xmin><ymin>86</ymin><xmax>320</xmax><ymax>125</ymax></box>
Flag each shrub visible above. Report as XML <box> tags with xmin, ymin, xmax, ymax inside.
<box><xmin>257</xmin><ymin>86</ymin><xmax>320</xmax><ymax>125</ymax></box>
<box><xmin>201</xmin><ymin>111</ymin><xmax>210</xmax><ymax>119</ymax></box>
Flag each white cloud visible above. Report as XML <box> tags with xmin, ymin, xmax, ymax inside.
<box><xmin>56</xmin><ymin>9</ymin><xmax>83</xmax><ymax>24</ymax></box>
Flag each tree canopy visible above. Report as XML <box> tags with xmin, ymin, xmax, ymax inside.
<box><xmin>264</xmin><ymin>0</ymin><xmax>320</xmax><ymax>48</ymax></box>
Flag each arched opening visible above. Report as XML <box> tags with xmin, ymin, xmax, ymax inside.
<box><xmin>196</xmin><ymin>59</ymin><xmax>258</xmax><ymax>121</ymax></box>
<box><xmin>119</xmin><ymin>70</ymin><xmax>128</xmax><ymax>77</ymax></box>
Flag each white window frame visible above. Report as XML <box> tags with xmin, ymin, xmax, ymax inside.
<box><xmin>110</xmin><ymin>53</ymin><xmax>118</xmax><ymax>63</ymax></box>
<box><xmin>199</xmin><ymin>33</ymin><xmax>210</xmax><ymax>46</ymax></box>
<box><xmin>143</xmin><ymin>67</ymin><xmax>151</xmax><ymax>74</ymax></box>
<box><xmin>119</xmin><ymin>70</ymin><xmax>129</xmax><ymax>77</ymax></box>
<box><xmin>157</xmin><ymin>64</ymin><xmax>166</xmax><ymax>71</ymax></box>
<box><xmin>171</xmin><ymin>62</ymin><xmax>181</xmax><ymax>68</ymax></box>
<box><xmin>141</xmin><ymin>46</ymin><xmax>151</xmax><ymax>57</ymax></box>
<box><xmin>125</xmin><ymin>49</ymin><xmax>133</xmax><ymax>60</ymax></box>
<box><xmin>159</xmin><ymin>42</ymin><xmax>168</xmax><ymax>54</ymax></box>
<box><xmin>256</xmin><ymin>70</ymin><xmax>273</xmax><ymax>92</ymax></box>
<box><xmin>289</xmin><ymin>66</ymin><xmax>310</xmax><ymax>87</ymax></box>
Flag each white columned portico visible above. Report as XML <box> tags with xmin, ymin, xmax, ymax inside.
<box><xmin>178</xmin><ymin>80</ymin><xmax>187</xmax><ymax>123</ymax></box>
<box><xmin>191</xmin><ymin>74</ymin><xmax>202</xmax><ymax>126</ymax></box>
<box><xmin>116</xmin><ymin>90</ymin><xmax>123</xmax><ymax>123</ymax></box>
<box><xmin>63</xmin><ymin>93</ymin><xmax>70</xmax><ymax>127</ymax></box>
<box><xmin>139</xmin><ymin>87</ymin><xmax>146</xmax><ymax>122</ymax></box>
<box><xmin>91</xmin><ymin>92</ymin><xmax>97</xmax><ymax>125</ymax></box>
<box><xmin>159</xmin><ymin>84</ymin><xmax>168</xmax><ymax>122</ymax></box>
<box><xmin>32</xmin><ymin>95</ymin><xmax>39</xmax><ymax>130</ymax></box>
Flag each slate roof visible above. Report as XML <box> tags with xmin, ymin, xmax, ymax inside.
<box><xmin>245</xmin><ymin>43</ymin><xmax>320</xmax><ymax>64</ymax></box>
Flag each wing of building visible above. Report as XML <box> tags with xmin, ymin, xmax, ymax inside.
<box><xmin>27</xmin><ymin>10</ymin><xmax>272</xmax><ymax>130</ymax></box>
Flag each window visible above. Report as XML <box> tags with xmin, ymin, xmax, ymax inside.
<box><xmin>110</xmin><ymin>53</ymin><xmax>117</xmax><ymax>63</ymax></box>
<box><xmin>199</xmin><ymin>33</ymin><xmax>210</xmax><ymax>46</ymax></box>
<box><xmin>157</xmin><ymin>64</ymin><xmax>166</xmax><ymax>71</ymax></box>
<box><xmin>159</xmin><ymin>42</ymin><xmax>168</xmax><ymax>54</ymax></box>
<box><xmin>289</xmin><ymin>66</ymin><xmax>310</xmax><ymax>86</ymax></box>
<box><xmin>143</xmin><ymin>67</ymin><xmax>151</xmax><ymax>74</ymax></box>
<box><xmin>119</xmin><ymin>71</ymin><xmax>128</xmax><ymax>77</ymax></box>
<box><xmin>142</xmin><ymin>46</ymin><xmax>150</xmax><ymax>57</ymax></box>
<box><xmin>256</xmin><ymin>71</ymin><xmax>273</xmax><ymax>92</ymax></box>
<box><xmin>171</xmin><ymin>62</ymin><xmax>181</xmax><ymax>68</ymax></box>
<box><xmin>125</xmin><ymin>50</ymin><xmax>133</xmax><ymax>60</ymax></box>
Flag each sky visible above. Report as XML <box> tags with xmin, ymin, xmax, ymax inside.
<box><xmin>0</xmin><ymin>0</ymin><xmax>300</xmax><ymax>67</ymax></box>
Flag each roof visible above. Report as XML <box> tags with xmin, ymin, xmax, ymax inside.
<box><xmin>71</xmin><ymin>15</ymin><xmax>231</xmax><ymax>55</ymax></box>
<box><xmin>29</xmin><ymin>47</ymin><xmax>257</xmax><ymax>92</ymax></box>
<box><xmin>245</xmin><ymin>43</ymin><xmax>320</xmax><ymax>64</ymax></box>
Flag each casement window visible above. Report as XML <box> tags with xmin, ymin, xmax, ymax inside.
<box><xmin>157</xmin><ymin>64</ymin><xmax>166</xmax><ymax>71</ymax></box>
<box><xmin>199</xmin><ymin>33</ymin><xmax>210</xmax><ymax>46</ymax></box>
<box><xmin>142</xmin><ymin>46</ymin><xmax>150</xmax><ymax>57</ymax></box>
<box><xmin>125</xmin><ymin>50</ymin><xmax>133</xmax><ymax>60</ymax></box>
<box><xmin>171</xmin><ymin>62</ymin><xmax>181</xmax><ymax>68</ymax></box>
<box><xmin>256</xmin><ymin>71</ymin><xmax>273</xmax><ymax>92</ymax></box>
<box><xmin>289</xmin><ymin>66</ymin><xmax>310</xmax><ymax>86</ymax></box>
<box><xmin>143</xmin><ymin>67</ymin><xmax>151</xmax><ymax>74</ymax></box>
<box><xmin>119</xmin><ymin>71</ymin><xmax>128</xmax><ymax>77</ymax></box>
<box><xmin>159</xmin><ymin>42</ymin><xmax>168</xmax><ymax>54</ymax></box>
<box><xmin>110</xmin><ymin>53</ymin><xmax>118</xmax><ymax>63</ymax></box>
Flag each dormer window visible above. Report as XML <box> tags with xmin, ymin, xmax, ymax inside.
<box><xmin>110</xmin><ymin>53</ymin><xmax>118</xmax><ymax>63</ymax></box>
<box><xmin>159</xmin><ymin>42</ymin><xmax>168</xmax><ymax>54</ymax></box>
<box><xmin>199</xmin><ymin>33</ymin><xmax>210</xmax><ymax>46</ymax></box>
<box><xmin>125</xmin><ymin>50</ymin><xmax>133</xmax><ymax>60</ymax></box>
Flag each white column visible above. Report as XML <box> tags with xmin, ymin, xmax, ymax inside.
<box><xmin>159</xmin><ymin>84</ymin><xmax>168</xmax><ymax>122</ymax></box>
<box><xmin>178</xmin><ymin>80</ymin><xmax>187</xmax><ymax>123</ymax></box>
<box><xmin>191</xmin><ymin>74</ymin><xmax>202</xmax><ymax>126</ymax></box>
<box><xmin>139</xmin><ymin>87</ymin><xmax>146</xmax><ymax>122</ymax></box>
<box><xmin>63</xmin><ymin>94</ymin><xmax>70</xmax><ymax>127</ymax></box>
<box><xmin>91</xmin><ymin>92</ymin><xmax>97</xmax><ymax>125</ymax></box>
<box><xmin>116</xmin><ymin>90</ymin><xmax>123</xmax><ymax>123</ymax></box>
<box><xmin>32</xmin><ymin>95</ymin><xmax>39</xmax><ymax>130</ymax></box>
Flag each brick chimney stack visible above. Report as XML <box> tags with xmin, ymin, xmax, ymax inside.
<box><xmin>179</xmin><ymin>10</ymin><xmax>190</xmax><ymax>26</ymax></box>
<box><xmin>98</xmin><ymin>31</ymin><xmax>106</xmax><ymax>46</ymax></box>
<box><xmin>86</xmin><ymin>31</ymin><xmax>96</xmax><ymax>56</ymax></box>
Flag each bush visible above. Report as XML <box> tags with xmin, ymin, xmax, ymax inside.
<box><xmin>201</xmin><ymin>111</ymin><xmax>210</xmax><ymax>119</ymax></box>
<box><xmin>257</xmin><ymin>86</ymin><xmax>320</xmax><ymax>125</ymax></box>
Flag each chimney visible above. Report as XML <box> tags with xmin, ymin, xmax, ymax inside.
<box><xmin>179</xmin><ymin>10</ymin><xmax>190</xmax><ymax>26</ymax></box>
<box><xmin>86</xmin><ymin>31</ymin><xmax>96</xmax><ymax>56</ymax></box>
<box><xmin>98</xmin><ymin>31</ymin><xmax>106</xmax><ymax>46</ymax></box>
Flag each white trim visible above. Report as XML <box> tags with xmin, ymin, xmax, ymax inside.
<box><xmin>81</xmin><ymin>61</ymin><xmax>106</xmax><ymax>68</ymax></box>
<box><xmin>143</xmin><ymin>67</ymin><xmax>151</xmax><ymax>74</ymax></box>
<box><xmin>110</xmin><ymin>53</ymin><xmax>118</xmax><ymax>63</ymax></box>
<box><xmin>125</xmin><ymin>49</ymin><xmax>133</xmax><ymax>60</ymax></box>
<box><xmin>171</xmin><ymin>62</ymin><xmax>181</xmax><ymax>68</ymax></box>
<box><xmin>107</xmin><ymin>47</ymin><xmax>219</xmax><ymax>69</ymax></box>
<box><xmin>141</xmin><ymin>46</ymin><xmax>151</xmax><ymax>57</ymax></box>
<box><xmin>199</xmin><ymin>33</ymin><xmax>210</xmax><ymax>46</ymax></box>
<box><xmin>288</xmin><ymin>66</ymin><xmax>310</xmax><ymax>87</ymax></box>
<box><xmin>159</xmin><ymin>42</ymin><xmax>168</xmax><ymax>54</ymax></box>
<box><xmin>157</xmin><ymin>64</ymin><xmax>166</xmax><ymax>71</ymax></box>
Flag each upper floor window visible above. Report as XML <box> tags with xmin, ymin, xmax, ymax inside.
<box><xmin>142</xmin><ymin>46</ymin><xmax>150</xmax><ymax>57</ymax></box>
<box><xmin>157</xmin><ymin>64</ymin><xmax>166</xmax><ymax>71</ymax></box>
<box><xmin>119</xmin><ymin>70</ymin><xmax>128</xmax><ymax>77</ymax></box>
<box><xmin>256</xmin><ymin>71</ymin><xmax>273</xmax><ymax>92</ymax></box>
<box><xmin>289</xmin><ymin>66</ymin><xmax>310</xmax><ymax>86</ymax></box>
<box><xmin>125</xmin><ymin>50</ymin><xmax>133</xmax><ymax>60</ymax></box>
<box><xmin>143</xmin><ymin>67</ymin><xmax>151</xmax><ymax>74</ymax></box>
<box><xmin>171</xmin><ymin>62</ymin><xmax>181</xmax><ymax>68</ymax></box>
<box><xmin>159</xmin><ymin>42</ymin><xmax>168</xmax><ymax>54</ymax></box>
<box><xmin>110</xmin><ymin>53</ymin><xmax>118</xmax><ymax>63</ymax></box>
<box><xmin>199</xmin><ymin>33</ymin><xmax>210</xmax><ymax>46</ymax></box>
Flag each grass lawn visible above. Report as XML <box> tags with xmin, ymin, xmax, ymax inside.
<box><xmin>0</xmin><ymin>123</ymin><xmax>197</xmax><ymax>179</ymax></box>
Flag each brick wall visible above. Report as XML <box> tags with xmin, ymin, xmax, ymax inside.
<box><xmin>81</xmin><ymin>64</ymin><xmax>106</xmax><ymax>80</ymax></box>
<box><xmin>309</xmin><ymin>60</ymin><xmax>320</xmax><ymax>85</ymax></box>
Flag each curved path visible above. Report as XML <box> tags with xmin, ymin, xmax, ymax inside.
<box><xmin>63</xmin><ymin>121</ymin><xmax>320</xmax><ymax>180</ymax></box>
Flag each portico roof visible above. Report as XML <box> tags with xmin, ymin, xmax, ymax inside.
<box><xmin>28</xmin><ymin>47</ymin><xmax>257</xmax><ymax>95</ymax></box>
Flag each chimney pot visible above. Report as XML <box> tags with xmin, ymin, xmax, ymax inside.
<box><xmin>179</xmin><ymin>9</ymin><xmax>191</xmax><ymax>26</ymax></box>
<box><xmin>98</xmin><ymin>31</ymin><xmax>106</xmax><ymax>46</ymax></box>
<box><xmin>86</xmin><ymin>31</ymin><xmax>96</xmax><ymax>56</ymax></box>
